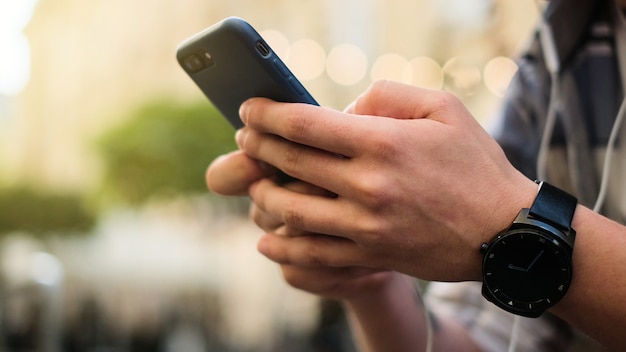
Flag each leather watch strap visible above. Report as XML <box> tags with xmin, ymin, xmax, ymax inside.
<box><xmin>529</xmin><ymin>181</ymin><xmax>578</xmax><ymax>231</ymax></box>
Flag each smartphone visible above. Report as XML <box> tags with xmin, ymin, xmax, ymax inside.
<box><xmin>176</xmin><ymin>17</ymin><xmax>319</xmax><ymax>129</ymax></box>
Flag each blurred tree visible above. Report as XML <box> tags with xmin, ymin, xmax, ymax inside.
<box><xmin>96</xmin><ymin>99</ymin><xmax>237</xmax><ymax>206</ymax></box>
<box><xmin>0</xmin><ymin>185</ymin><xmax>95</xmax><ymax>237</ymax></box>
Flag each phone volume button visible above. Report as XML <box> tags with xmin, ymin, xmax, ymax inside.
<box><xmin>288</xmin><ymin>77</ymin><xmax>305</xmax><ymax>95</ymax></box>
<box><xmin>273</xmin><ymin>59</ymin><xmax>291</xmax><ymax>77</ymax></box>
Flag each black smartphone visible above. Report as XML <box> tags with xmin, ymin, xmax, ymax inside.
<box><xmin>176</xmin><ymin>17</ymin><xmax>319</xmax><ymax>129</ymax></box>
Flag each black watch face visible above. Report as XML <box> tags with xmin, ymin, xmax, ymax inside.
<box><xmin>483</xmin><ymin>228</ymin><xmax>572</xmax><ymax>313</ymax></box>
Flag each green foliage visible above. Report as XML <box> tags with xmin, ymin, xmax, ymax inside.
<box><xmin>0</xmin><ymin>186</ymin><xmax>95</xmax><ymax>236</ymax></box>
<box><xmin>96</xmin><ymin>99</ymin><xmax>237</xmax><ymax>205</ymax></box>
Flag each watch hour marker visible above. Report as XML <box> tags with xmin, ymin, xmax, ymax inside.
<box><xmin>558</xmin><ymin>285</ymin><xmax>564</xmax><ymax>291</ymax></box>
<box><xmin>508</xmin><ymin>301</ymin><xmax>514</xmax><ymax>306</ymax></box>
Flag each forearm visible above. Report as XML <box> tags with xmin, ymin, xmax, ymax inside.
<box><xmin>551</xmin><ymin>205</ymin><xmax>626</xmax><ymax>350</ymax></box>
<box><xmin>342</xmin><ymin>274</ymin><xmax>480</xmax><ymax>352</ymax></box>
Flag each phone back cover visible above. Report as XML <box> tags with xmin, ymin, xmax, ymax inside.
<box><xmin>176</xmin><ymin>17</ymin><xmax>318</xmax><ymax>129</ymax></box>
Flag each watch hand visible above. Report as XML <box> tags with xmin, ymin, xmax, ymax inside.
<box><xmin>508</xmin><ymin>264</ymin><xmax>527</xmax><ymax>272</ymax></box>
<box><xmin>526</xmin><ymin>250</ymin><xmax>545</xmax><ymax>271</ymax></box>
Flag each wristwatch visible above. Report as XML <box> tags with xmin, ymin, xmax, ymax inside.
<box><xmin>481</xmin><ymin>181</ymin><xmax>577</xmax><ymax>318</ymax></box>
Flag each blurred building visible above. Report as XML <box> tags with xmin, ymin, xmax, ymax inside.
<box><xmin>0</xmin><ymin>0</ymin><xmax>540</xmax><ymax>351</ymax></box>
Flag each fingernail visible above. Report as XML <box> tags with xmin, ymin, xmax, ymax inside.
<box><xmin>256</xmin><ymin>234</ymin><xmax>270</xmax><ymax>255</ymax></box>
<box><xmin>239</xmin><ymin>101</ymin><xmax>249</xmax><ymax>125</ymax></box>
<box><xmin>235</xmin><ymin>128</ymin><xmax>246</xmax><ymax>148</ymax></box>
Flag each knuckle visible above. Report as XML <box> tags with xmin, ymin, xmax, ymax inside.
<box><xmin>366</xmin><ymin>80</ymin><xmax>393</xmax><ymax>99</ymax></box>
<box><xmin>355</xmin><ymin>80</ymin><xmax>391</xmax><ymax>114</ymax></box>
<box><xmin>284</xmin><ymin>108</ymin><xmax>309</xmax><ymax>140</ymax></box>
<box><xmin>369</xmin><ymin>80</ymin><xmax>392</xmax><ymax>94</ymax></box>
<box><xmin>429</xmin><ymin>91</ymin><xmax>461</xmax><ymax>113</ymax></box>
<box><xmin>369</xmin><ymin>130</ymin><xmax>400</xmax><ymax>157</ymax></box>
<box><xmin>357</xmin><ymin>215</ymin><xmax>391</xmax><ymax>246</ymax></box>
<box><xmin>353</xmin><ymin>172</ymin><xmax>393</xmax><ymax>209</ymax></box>
<box><xmin>303</xmin><ymin>241</ymin><xmax>330</xmax><ymax>267</ymax></box>
<box><xmin>281</xmin><ymin>145</ymin><xmax>302</xmax><ymax>176</ymax></box>
<box><xmin>249</xmin><ymin>204</ymin><xmax>275</xmax><ymax>231</ymax></box>
<box><xmin>282</xmin><ymin>204</ymin><xmax>305</xmax><ymax>229</ymax></box>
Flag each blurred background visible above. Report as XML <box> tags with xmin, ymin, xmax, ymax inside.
<box><xmin>0</xmin><ymin>0</ymin><xmax>540</xmax><ymax>351</ymax></box>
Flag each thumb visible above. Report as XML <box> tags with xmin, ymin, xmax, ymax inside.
<box><xmin>351</xmin><ymin>80</ymin><xmax>464</xmax><ymax>123</ymax></box>
<box><xmin>206</xmin><ymin>150</ymin><xmax>276</xmax><ymax>196</ymax></box>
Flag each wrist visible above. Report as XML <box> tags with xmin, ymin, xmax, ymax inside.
<box><xmin>342</xmin><ymin>273</ymin><xmax>429</xmax><ymax>352</ymax></box>
<box><xmin>342</xmin><ymin>272</ymin><xmax>414</xmax><ymax>309</ymax></box>
<box><xmin>483</xmin><ymin>177</ymin><xmax>539</xmax><ymax>243</ymax></box>
<box><xmin>470</xmin><ymin>176</ymin><xmax>539</xmax><ymax>281</ymax></box>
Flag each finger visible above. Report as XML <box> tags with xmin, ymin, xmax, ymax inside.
<box><xmin>250</xmin><ymin>178</ymin><xmax>369</xmax><ymax>239</ymax></box>
<box><xmin>251</xmin><ymin>180</ymin><xmax>335</xmax><ymax>235</ymax></box>
<box><xmin>239</xmin><ymin>84</ymin><xmax>464</xmax><ymax>160</ymax></box>
<box><xmin>250</xmin><ymin>203</ymin><xmax>282</xmax><ymax>232</ymax></box>
<box><xmin>257</xmin><ymin>232</ymin><xmax>376</xmax><ymax>268</ymax></box>
<box><xmin>279</xmin><ymin>265</ymin><xmax>385</xmax><ymax>295</ymax></box>
<box><xmin>284</xmin><ymin>180</ymin><xmax>336</xmax><ymax>198</ymax></box>
<box><xmin>206</xmin><ymin>150</ymin><xmax>275</xmax><ymax>195</ymax></box>
<box><xmin>240</xmin><ymin>98</ymin><xmax>384</xmax><ymax>158</ymax></box>
<box><xmin>280</xmin><ymin>181</ymin><xmax>337</xmax><ymax>237</ymax></box>
<box><xmin>252</xmin><ymin>209</ymin><xmax>311</xmax><ymax>237</ymax></box>
<box><xmin>352</xmin><ymin>80</ymin><xmax>464</xmax><ymax>123</ymax></box>
<box><xmin>281</xmin><ymin>265</ymin><xmax>381</xmax><ymax>285</ymax></box>
<box><xmin>236</xmin><ymin>128</ymin><xmax>352</xmax><ymax>193</ymax></box>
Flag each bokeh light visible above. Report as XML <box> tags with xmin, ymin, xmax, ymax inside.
<box><xmin>405</xmin><ymin>56</ymin><xmax>444</xmax><ymax>90</ymax></box>
<box><xmin>326</xmin><ymin>43</ymin><xmax>368</xmax><ymax>86</ymax></box>
<box><xmin>443</xmin><ymin>57</ymin><xmax>482</xmax><ymax>95</ymax></box>
<box><xmin>370</xmin><ymin>53</ymin><xmax>410</xmax><ymax>83</ymax></box>
<box><xmin>286</xmin><ymin>38</ymin><xmax>326</xmax><ymax>81</ymax></box>
<box><xmin>0</xmin><ymin>0</ymin><xmax>39</xmax><ymax>96</ymax></box>
<box><xmin>484</xmin><ymin>56</ymin><xmax>518</xmax><ymax>97</ymax></box>
<box><xmin>0</xmin><ymin>34</ymin><xmax>30</xmax><ymax>96</ymax></box>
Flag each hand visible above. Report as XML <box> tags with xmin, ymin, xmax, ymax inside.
<box><xmin>237</xmin><ymin>80</ymin><xmax>539</xmax><ymax>282</ymax></box>
<box><xmin>206</xmin><ymin>149</ymin><xmax>275</xmax><ymax>196</ymax></box>
<box><xmin>253</xmin><ymin>180</ymin><xmax>397</xmax><ymax>300</ymax></box>
<box><xmin>269</xmin><ymin>258</ymin><xmax>397</xmax><ymax>301</ymax></box>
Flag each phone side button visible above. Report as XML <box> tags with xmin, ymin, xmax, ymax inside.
<box><xmin>273</xmin><ymin>59</ymin><xmax>291</xmax><ymax>77</ymax></box>
<box><xmin>288</xmin><ymin>77</ymin><xmax>306</xmax><ymax>95</ymax></box>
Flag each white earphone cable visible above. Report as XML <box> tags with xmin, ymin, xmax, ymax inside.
<box><xmin>415</xmin><ymin>281</ymin><xmax>434</xmax><ymax>352</ymax></box>
<box><xmin>593</xmin><ymin>96</ymin><xmax>626</xmax><ymax>212</ymax></box>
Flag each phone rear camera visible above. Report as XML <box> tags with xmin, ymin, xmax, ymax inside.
<box><xmin>183</xmin><ymin>51</ymin><xmax>214</xmax><ymax>73</ymax></box>
<box><xmin>256</xmin><ymin>41</ymin><xmax>271</xmax><ymax>58</ymax></box>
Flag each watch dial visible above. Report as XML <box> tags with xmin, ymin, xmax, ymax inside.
<box><xmin>483</xmin><ymin>229</ymin><xmax>572</xmax><ymax>308</ymax></box>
